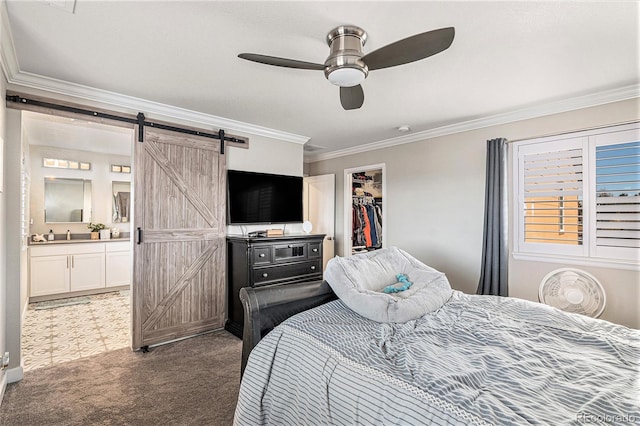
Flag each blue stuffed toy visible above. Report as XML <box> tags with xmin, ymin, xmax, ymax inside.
<box><xmin>382</xmin><ymin>273</ymin><xmax>413</xmax><ymax>294</ymax></box>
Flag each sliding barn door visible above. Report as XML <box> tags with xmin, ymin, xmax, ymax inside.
<box><xmin>132</xmin><ymin>127</ymin><xmax>226</xmax><ymax>349</ymax></box>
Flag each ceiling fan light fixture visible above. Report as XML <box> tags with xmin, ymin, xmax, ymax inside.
<box><xmin>327</xmin><ymin>67</ymin><xmax>366</xmax><ymax>87</ymax></box>
<box><xmin>324</xmin><ymin>25</ymin><xmax>368</xmax><ymax>87</ymax></box>
<box><xmin>237</xmin><ymin>24</ymin><xmax>455</xmax><ymax>110</ymax></box>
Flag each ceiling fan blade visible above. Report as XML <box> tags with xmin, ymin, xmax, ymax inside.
<box><xmin>361</xmin><ymin>27</ymin><xmax>455</xmax><ymax>71</ymax></box>
<box><xmin>340</xmin><ymin>85</ymin><xmax>364</xmax><ymax>110</ymax></box>
<box><xmin>238</xmin><ymin>53</ymin><xmax>325</xmax><ymax>70</ymax></box>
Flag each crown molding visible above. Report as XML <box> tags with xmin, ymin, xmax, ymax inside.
<box><xmin>7</xmin><ymin>71</ymin><xmax>310</xmax><ymax>144</ymax></box>
<box><xmin>305</xmin><ymin>84</ymin><xmax>640</xmax><ymax>163</ymax></box>
<box><xmin>0</xmin><ymin>1</ymin><xmax>19</xmax><ymax>83</ymax></box>
<box><xmin>0</xmin><ymin>7</ymin><xmax>309</xmax><ymax>145</ymax></box>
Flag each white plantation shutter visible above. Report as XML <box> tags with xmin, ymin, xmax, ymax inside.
<box><xmin>592</xmin><ymin>133</ymin><xmax>640</xmax><ymax>261</ymax></box>
<box><xmin>515</xmin><ymin>124</ymin><xmax>640</xmax><ymax>265</ymax></box>
<box><xmin>517</xmin><ymin>137</ymin><xmax>587</xmax><ymax>256</ymax></box>
<box><xmin>523</xmin><ymin>147</ymin><xmax>583</xmax><ymax>244</ymax></box>
<box><xmin>596</xmin><ymin>197</ymin><xmax>640</xmax><ymax>246</ymax></box>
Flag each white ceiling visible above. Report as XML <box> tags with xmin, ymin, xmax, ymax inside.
<box><xmin>5</xmin><ymin>1</ymin><xmax>640</xmax><ymax>158</ymax></box>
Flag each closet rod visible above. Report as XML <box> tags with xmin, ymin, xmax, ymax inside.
<box><xmin>5</xmin><ymin>94</ymin><xmax>248</xmax><ymax>146</ymax></box>
<box><xmin>505</xmin><ymin>119</ymin><xmax>639</xmax><ymax>144</ymax></box>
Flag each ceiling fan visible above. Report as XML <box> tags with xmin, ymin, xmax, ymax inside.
<box><xmin>238</xmin><ymin>25</ymin><xmax>455</xmax><ymax>110</ymax></box>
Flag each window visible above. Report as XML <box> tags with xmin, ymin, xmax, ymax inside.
<box><xmin>43</xmin><ymin>157</ymin><xmax>91</xmax><ymax>170</ymax></box>
<box><xmin>514</xmin><ymin>123</ymin><xmax>639</xmax><ymax>266</ymax></box>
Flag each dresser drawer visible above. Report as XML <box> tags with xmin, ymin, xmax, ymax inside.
<box><xmin>252</xmin><ymin>246</ymin><xmax>272</xmax><ymax>265</ymax></box>
<box><xmin>253</xmin><ymin>260</ymin><xmax>321</xmax><ymax>286</ymax></box>
<box><xmin>308</xmin><ymin>241</ymin><xmax>322</xmax><ymax>258</ymax></box>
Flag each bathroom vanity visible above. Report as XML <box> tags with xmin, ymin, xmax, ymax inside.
<box><xmin>28</xmin><ymin>239</ymin><xmax>131</xmax><ymax>301</ymax></box>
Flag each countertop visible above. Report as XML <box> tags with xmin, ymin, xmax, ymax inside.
<box><xmin>29</xmin><ymin>238</ymin><xmax>130</xmax><ymax>246</ymax></box>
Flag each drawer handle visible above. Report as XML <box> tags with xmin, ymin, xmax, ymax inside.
<box><xmin>310</xmin><ymin>265</ymin><xmax>316</xmax><ymax>270</ymax></box>
<box><xmin>288</xmin><ymin>244</ymin><xmax>293</xmax><ymax>248</ymax></box>
<box><xmin>259</xmin><ymin>253</ymin><xmax>265</xmax><ymax>258</ymax></box>
<box><xmin>262</xmin><ymin>273</ymin><xmax>268</xmax><ymax>278</ymax></box>
<box><xmin>312</xmin><ymin>248</ymin><xmax>318</xmax><ymax>252</ymax></box>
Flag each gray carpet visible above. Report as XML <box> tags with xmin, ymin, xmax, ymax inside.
<box><xmin>0</xmin><ymin>330</ymin><xmax>242</xmax><ymax>425</ymax></box>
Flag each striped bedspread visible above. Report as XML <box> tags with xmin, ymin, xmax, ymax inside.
<box><xmin>234</xmin><ymin>291</ymin><xmax>639</xmax><ymax>425</ymax></box>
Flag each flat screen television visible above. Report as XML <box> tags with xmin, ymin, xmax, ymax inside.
<box><xmin>227</xmin><ymin>170</ymin><xmax>303</xmax><ymax>225</ymax></box>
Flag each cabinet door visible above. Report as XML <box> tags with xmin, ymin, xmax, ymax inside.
<box><xmin>30</xmin><ymin>255</ymin><xmax>70</xmax><ymax>296</ymax></box>
<box><xmin>106</xmin><ymin>251</ymin><xmax>131</xmax><ymax>287</ymax></box>
<box><xmin>70</xmin><ymin>253</ymin><xmax>105</xmax><ymax>291</ymax></box>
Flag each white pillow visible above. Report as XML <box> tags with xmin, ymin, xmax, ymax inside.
<box><xmin>324</xmin><ymin>247</ymin><xmax>452</xmax><ymax>323</ymax></box>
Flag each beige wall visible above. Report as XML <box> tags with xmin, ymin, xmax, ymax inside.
<box><xmin>309</xmin><ymin>98</ymin><xmax>639</xmax><ymax>328</ymax></box>
<box><xmin>227</xmin><ymin>135</ymin><xmax>303</xmax><ymax>177</ymax></box>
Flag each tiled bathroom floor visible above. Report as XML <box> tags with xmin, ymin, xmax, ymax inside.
<box><xmin>22</xmin><ymin>291</ymin><xmax>130</xmax><ymax>372</ymax></box>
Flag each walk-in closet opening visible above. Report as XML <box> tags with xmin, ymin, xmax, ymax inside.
<box><xmin>20</xmin><ymin>111</ymin><xmax>134</xmax><ymax>371</ymax></box>
<box><xmin>344</xmin><ymin>163</ymin><xmax>386</xmax><ymax>256</ymax></box>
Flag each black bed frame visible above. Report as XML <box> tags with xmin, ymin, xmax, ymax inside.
<box><xmin>239</xmin><ymin>280</ymin><xmax>337</xmax><ymax>374</ymax></box>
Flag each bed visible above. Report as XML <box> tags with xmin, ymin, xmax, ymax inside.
<box><xmin>234</xmin><ymin>249</ymin><xmax>639</xmax><ymax>425</ymax></box>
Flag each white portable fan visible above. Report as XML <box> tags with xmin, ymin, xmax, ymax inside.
<box><xmin>538</xmin><ymin>268</ymin><xmax>606</xmax><ymax>318</ymax></box>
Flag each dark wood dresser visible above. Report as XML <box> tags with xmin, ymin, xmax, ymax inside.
<box><xmin>225</xmin><ymin>233</ymin><xmax>325</xmax><ymax>338</ymax></box>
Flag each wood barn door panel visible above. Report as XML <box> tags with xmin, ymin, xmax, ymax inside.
<box><xmin>133</xmin><ymin>128</ymin><xmax>226</xmax><ymax>349</ymax></box>
<box><xmin>142</xmin><ymin>137</ymin><xmax>220</xmax><ymax>230</ymax></box>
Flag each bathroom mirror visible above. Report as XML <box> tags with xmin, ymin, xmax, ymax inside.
<box><xmin>44</xmin><ymin>177</ymin><xmax>92</xmax><ymax>223</ymax></box>
<box><xmin>112</xmin><ymin>181</ymin><xmax>131</xmax><ymax>223</ymax></box>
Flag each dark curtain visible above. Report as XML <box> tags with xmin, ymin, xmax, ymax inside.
<box><xmin>477</xmin><ymin>138</ymin><xmax>508</xmax><ymax>296</ymax></box>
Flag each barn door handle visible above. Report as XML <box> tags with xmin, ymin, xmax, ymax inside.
<box><xmin>136</xmin><ymin>227</ymin><xmax>143</xmax><ymax>245</ymax></box>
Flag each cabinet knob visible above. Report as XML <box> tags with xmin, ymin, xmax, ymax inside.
<box><xmin>259</xmin><ymin>253</ymin><xmax>265</xmax><ymax>258</ymax></box>
<box><xmin>287</xmin><ymin>244</ymin><xmax>292</xmax><ymax>248</ymax></box>
<box><xmin>310</xmin><ymin>265</ymin><xmax>316</xmax><ymax>270</ymax></box>
<box><xmin>262</xmin><ymin>273</ymin><xmax>268</xmax><ymax>278</ymax></box>
<box><xmin>312</xmin><ymin>248</ymin><xmax>318</xmax><ymax>252</ymax></box>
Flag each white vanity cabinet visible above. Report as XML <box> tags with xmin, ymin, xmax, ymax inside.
<box><xmin>29</xmin><ymin>254</ymin><xmax>70</xmax><ymax>296</ymax></box>
<box><xmin>30</xmin><ymin>243</ymin><xmax>106</xmax><ymax>297</ymax></box>
<box><xmin>69</xmin><ymin>251</ymin><xmax>106</xmax><ymax>291</ymax></box>
<box><xmin>105</xmin><ymin>241</ymin><xmax>131</xmax><ymax>287</ymax></box>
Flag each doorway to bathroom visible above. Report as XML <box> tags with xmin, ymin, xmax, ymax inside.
<box><xmin>20</xmin><ymin>111</ymin><xmax>134</xmax><ymax>371</ymax></box>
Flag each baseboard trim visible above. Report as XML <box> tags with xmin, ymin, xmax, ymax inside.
<box><xmin>0</xmin><ymin>372</ymin><xmax>7</xmax><ymax>406</ymax></box>
<box><xmin>6</xmin><ymin>366</ymin><xmax>23</xmax><ymax>384</ymax></box>
<box><xmin>0</xmin><ymin>366</ymin><xmax>21</xmax><ymax>406</ymax></box>
<box><xmin>29</xmin><ymin>285</ymin><xmax>129</xmax><ymax>303</ymax></box>
<box><xmin>22</xmin><ymin>297</ymin><xmax>29</xmax><ymax>324</ymax></box>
